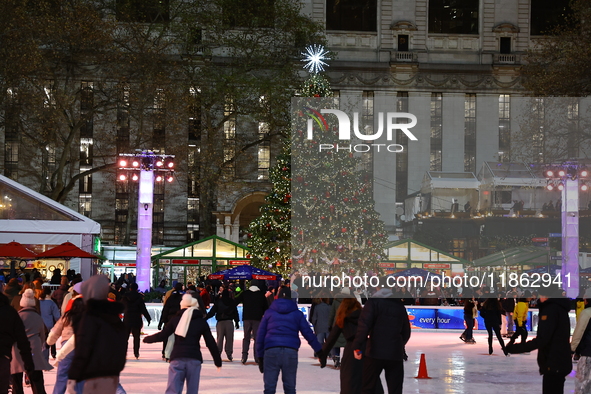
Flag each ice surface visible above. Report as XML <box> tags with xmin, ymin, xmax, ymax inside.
<box><xmin>36</xmin><ymin>329</ymin><xmax>575</xmax><ymax>393</ymax></box>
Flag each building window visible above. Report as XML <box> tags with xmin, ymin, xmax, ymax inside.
<box><xmin>500</xmin><ymin>37</ymin><xmax>511</xmax><ymax>54</ymax></box>
<box><xmin>360</xmin><ymin>91</ymin><xmax>374</xmax><ymax>179</ymax></box>
<box><xmin>532</xmin><ymin>98</ymin><xmax>545</xmax><ymax>163</ymax></box>
<box><xmin>43</xmin><ymin>81</ymin><xmax>55</xmax><ymax>108</ymax></box>
<box><xmin>498</xmin><ymin>94</ymin><xmax>510</xmax><ymax>162</ymax></box>
<box><xmin>117</xmin><ymin>85</ymin><xmax>130</xmax><ymax>154</ymax></box>
<box><xmin>428</xmin><ymin>0</ymin><xmax>479</xmax><ymax>35</ymax></box>
<box><xmin>189</xmin><ymin>87</ymin><xmax>202</xmax><ymax>142</ymax></box>
<box><xmin>258</xmin><ymin>122</ymin><xmax>270</xmax><ymax>180</ymax></box>
<box><xmin>464</xmin><ymin>94</ymin><xmax>476</xmax><ymax>173</ymax></box>
<box><xmin>79</xmin><ymin>169</ymin><xmax>92</xmax><ymax>194</ymax></box>
<box><xmin>430</xmin><ymin>93</ymin><xmax>443</xmax><ymax>171</ymax></box>
<box><xmin>114</xmin><ymin>181</ymin><xmax>130</xmax><ymax>245</ymax></box>
<box><xmin>223</xmin><ymin>97</ymin><xmax>236</xmax><ymax>178</ymax></box>
<box><xmin>4</xmin><ymin>89</ymin><xmax>19</xmax><ymax>181</ymax></box>
<box><xmin>326</xmin><ymin>0</ymin><xmax>377</xmax><ymax>32</ymax></box>
<box><xmin>80</xmin><ymin>81</ymin><xmax>94</xmax><ymax>139</ymax></box>
<box><xmin>115</xmin><ymin>0</ymin><xmax>170</xmax><ymax>23</ymax></box>
<box><xmin>567</xmin><ymin>100</ymin><xmax>580</xmax><ymax>158</ymax></box>
<box><xmin>398</xmin><ymin>35</ymin><xmax>409</xmax><ymax>51</ymax></box>
<box><xmin>530</xmin><ymin>0</ymin><xmax>571</xmax><ymax>36</ymax></box>
<box><xmin>79</xmin><ymin>194</ymin><xmax>92</xmax><ymax>217</ymax></box>
<box><xmin>223</xmin><ymin>0</ymin><xmax>274</xmax><ymax>28</ymax></box>
<box><xmin>4</xmin><ymin>141</ymin><xmax>18</xmax><ymax>181</ymax></box>
<box><xmin>153</xmin><ymin>88</ymin><xmax>166</xmax><ymax>151</ymax></box>
<box><xmin>396</xmin><ymin>92</ymin><xmax>409</xmax><ymax>202</ymax></box>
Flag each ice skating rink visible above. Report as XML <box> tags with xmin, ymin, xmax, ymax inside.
<box><xmin>37</xmin><ymin>329</ymin><xmax>576</xmax><ymax>393</ymax></box>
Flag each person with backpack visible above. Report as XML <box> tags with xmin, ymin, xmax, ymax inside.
<box><xmin>159</xmin><ymin>283</ymin><xmax>184</xmax><ymax>361</ymax></box>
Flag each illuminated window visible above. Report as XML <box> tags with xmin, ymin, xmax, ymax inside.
<box><xmin>464</xmin><ymin>94</ymin><xmax>476</xmax><ymax>173</ymax></box>
<box><xmin>430</xmin><ymin>93</ymin><xmax>443</xmax><ymax>171</ymax></box>
<box><xmin>498</xmin><ymin>94</ymin><xmax>510</xmax><ymax>162</ymax></box>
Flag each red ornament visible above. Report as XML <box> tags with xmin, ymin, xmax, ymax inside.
<box><xmin>325</xmin><ymin>192</ymin><xmax>331</xmax><ymax>198</ymax></box>
<box><xmin>264</xmin><ymin>256</ymin><xmax>270</xmax><ymax>260</ymax></box>
<box><xmin>312</xmin><ymin>249</ymin><xmax>317</xmax><ymax>253</ymax></box>
<box><xmin>343</xmin><ymin>198</ymin><xmax>349</xmax><ymax>202</ymax></box>
<box><xmin>341</xmin><ymin>228</ymin><xmax>347</xmax><ymax>233</ymax></box>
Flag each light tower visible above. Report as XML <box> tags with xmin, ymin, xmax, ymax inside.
<box><xmin>544</xmin><ymin>162</ymin><xmax>589</xmax><ymax>298</ymax></box>
<box><xmin>117</xmin><ymin>151</ymin><xmax>175</xmax><ymax>292</ymax></box>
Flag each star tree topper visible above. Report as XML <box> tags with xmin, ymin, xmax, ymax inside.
<box><xmin>301</xmin><ymin>44</ymin><xmax>330</xmax><ymax>74</ymax></box>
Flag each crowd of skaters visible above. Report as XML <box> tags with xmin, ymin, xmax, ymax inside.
<box><xmin>4</xmin><ymin>269</ymin><xmax>591</xmax><ymax>393</ymax></box>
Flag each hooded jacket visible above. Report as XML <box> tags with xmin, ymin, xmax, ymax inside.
<box><xmin>256</xmin><ymin>298</ymin><xmax>322</xmax><ymax>356</ymax></box>
<box><xmin>509</xmin><ymin>297</ymin><xmax>572</xmax><ymax>376</ymax></box>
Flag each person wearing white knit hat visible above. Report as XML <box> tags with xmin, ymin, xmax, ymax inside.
<box><xmin>10</xmin><ymin>288</ymin><xmax>53</xmax><ymax>393</ymax></box>
<box><xmin>144</xmin><ymin>293</ymin><xmax>222</xmax><ymax>393</ymax></box>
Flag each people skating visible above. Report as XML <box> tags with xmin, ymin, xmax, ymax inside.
<box><xmin>159</xmin><ymin>283</ymin><xmax>185</xmax><ymax>360</ymax></box>
<box><xmin>506</xmin><ymin>285</ymin><xmax>572</xmax><ymax>394</ymax></box>
<box><xmin>0</xmin><ymin>292</ymin><xmax>34</xmax><ymax>394</ymax></box>
<box><xmin>47</xmin><ymin>297</ymin><xmax>85</xmax><ymax>394</ymax></box>
<box><xmin>234</xmin><ymin>281</ymin><xmax>268</xmax><ymax>364</ymax></box>
<box><xmin>501</xmin><ymin>291</ymin><xmax>516</xmax><ymax>337</ymax></box>
<box><xmin>121</xmin><ymin>282</ymin><xmax>152</xmax><ymax>359</ymax></box>
<box><xmin>67</xmin><ymin>275</ymin><xmax>128</xmax><ymax>394</ymax></box>
<box><xmin>143</xmin><ymin>294</ymin><xmax>222</xmax><ymax>394</ymax></box>
<box><xmin>329</xmin><ymin>288</ymin><xmax>351</xmax><ymax>368</ymax></box>
<box><xmin>572</xmin><ymin>290</ymin><xmax>591</xmax><ymax>393</ymax></box>
<box><xmin>352</xmin><ymin>281</ymin><xmax>411</xmax><ymax>394</ymax></box>
<box><xmin>460</xmin><ymin>294</ymin><xmax>478</xmax><ymax>344</ymax></box>
<box><xmin>256</xmin><ymin>287</ymin><xmax>322</xmax><ymax>394</ymax></box>
<box><xmin>311</xmin><ymin>297</ymin><xmax>331</xmax><ymax>352</ymax></box>
<box><xmin>206</xmin><ymin>289</ymin><xmax>239</xmax><ymax>361</ymax></box>
<box><xmin>319</xmin><ymin>298</ymin><xmax>384</xmax><ymax>394</ymax></box>
<box><xmin>479</xmin><ymin>298</ymin><xmax>508</xmax><ymax>356</ymax></box>
<box><xmin>39</xmin><ymin>287</ymin><xmax>60</xmax><ymax>360</ymax></box>
<box><xmin>10</xmin><ymin>288</ymin><xmax>53</xmax><ymax>394</ymax></box>
<box><xmin>507</xmin><ymin>292</ymin><xmax>530</xmax><ymax>347</ymax></box>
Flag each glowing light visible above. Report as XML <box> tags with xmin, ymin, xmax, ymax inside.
<box><xmin>301</xmin><ymin>45</ymin><xmax>329</xmax><ymax>74</ymax></box>
<box><xmin>166</xmin><ymin>176</ymin><xmax>174</xmax><ymax>183</ymax></box>
<box><xmin>557</xmin><ymin>182</ymin><xmax>565</xmax><ymax>191</ymax></box>
<box><xmin>545</xmin><ymin>170</ymin><xmax>554</xmax><ymax>177</ymax></box>
<box><xmin>118</xmin><ymin>174</ymin><xmax>127</xmax><ymax>181</ymax></box>
<box><xmin>558</xmin><ymin>169</ymin><xmax>567</xmax><ymax>177</ymax></box>
<box><xmin>131</xmin><ymin>173</ymin><xmax>139</xmax><ymax>181</ymax></box>
<box><xmin>155</xmin><ymin>175</ymin><xmax>163</xmax><ymax>182</ymax></box>
<box><xmin>581</xmin><ymin>170</ymin><xmax>589</xmax><ymax>177</ymax></box>
<box><xmin>156</xmin><ymin>160</ymin><xmax>163</xmax><ymax>167</ymax></box>
<box><xmin>547</xmin><ymin>184</ymin><xmax>554</xmax><ymax>191</ymax></box>
<box><xmin>582</xmin><ymin>184</ymin><xmax>589</xmax><ymax>191</ymax></box>
<box><xmin>132</xmin><ymin>160</ymin><xmax>140</xmax><ymax>167</ymax></box>
<box><xmin>119</xmin><ymin>159</ymin><xmax>127</xmax><ymax>167</ymax></box>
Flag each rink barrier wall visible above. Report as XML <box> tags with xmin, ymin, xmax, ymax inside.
<box><xmin>142</xmin><ymin>304</ymin><xmax>577</xmax><ymax>333</ymax></box>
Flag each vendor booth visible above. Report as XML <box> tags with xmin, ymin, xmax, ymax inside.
<box><xmin>151</xmin><ymin>235</ymin><xmax>252</xmax><ymax>287</ymax></box>
<box><xmin>381</xmin><ymin>239</ymin><xmax>469</xmax><ymax>276</ymax></box>
<box><xmin>0</xmin><ymin>174</ymin><xmax>100</xmax><ymax>279</ymax></box>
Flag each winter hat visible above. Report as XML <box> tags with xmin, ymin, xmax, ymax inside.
<box><xmin>20</xmin><ymin>288</ymin><xmax>36</xmax><ymax>308</ymax></box>
<box><xmin>180</xmin><ymin>293</ymin><xmax>198</xmax><ymax>309</ymax></box>
<box><xmin>81</xmin><ymin>275</ymin><xmax>110</xmax><ymax>302</ymax></box>
<box><xmin>73</xmin><ymin>281</ymin><xmax>83</xmax><ymax>295</ymax></box>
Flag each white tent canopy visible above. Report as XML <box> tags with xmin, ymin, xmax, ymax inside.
<box><xmin>0</xmin><ymin>174</ymin><xmax>100</xmax><ymax>278</ymax></box>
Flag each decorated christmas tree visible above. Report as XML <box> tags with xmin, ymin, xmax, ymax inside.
<box><xmin>246</xmin><ymin>143</ymin><xmax>292</xmax><ymax>277</ymax></box>
<box><xmin>291</xmin><ymin>46</ymin><xmax>388</xmax><ymax>277</ymax></box>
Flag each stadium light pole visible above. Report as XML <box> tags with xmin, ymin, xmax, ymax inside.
<box><xmin>118</xmin><ymin>151</ymin><xmax>175</xmax><ymax>292</ymax></box>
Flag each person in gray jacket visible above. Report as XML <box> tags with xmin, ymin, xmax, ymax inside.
<box><xmin>311</xmin><ymin>297</ymin><xmax>331</xmax><ymax>350</ymax></box>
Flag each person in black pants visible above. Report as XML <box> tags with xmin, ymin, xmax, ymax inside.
<box><xmin>506</xmin><ymin>285</ymin><xmax>572</xmax><ymax>394</ymax></box>
<box><xmin>122</xmin><ymin>283</ymin><xmax>152</xmax><ymax>359</ymax></box>
<box><xmin>352</xmin><ymin>280</ymin><xmax>411</xmax><ymax>394</ymax></box>
<box><xmin>479</xmin><ymin>297</ymin><xmax>508</xmax><ymax>356</ymax></box>
<box><xmin>158</xmin><ymin>283</ymin><xmax>184</xmax><ymax>360</ymax></box>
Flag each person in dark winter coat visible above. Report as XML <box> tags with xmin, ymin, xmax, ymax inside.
<box><xmin>68</xmin><ymin>275</ymin><xmax>128</xmax><ymax>394</ymax></box>
<box><xmin>51</xmin><ymin>276</ymin><xmax>70</xmax><ymax>310</ymax></box>
<box><xmin>352</xmin><ymin>286</ymin><xmax>411</xmax><ymax>394</ymax></box>
<box><xmin>159</xmin><ymin>283</ymin><xmax>184</xmax><ymax>360</ymax></box>
<box><xmin>144</xmin><ymin>294</ymin><xmax>222</xmax><ymax>393</ymax></box>
<box><xmin>311</xmin><ymin>297</ymin><xmax>331</xmax><ymax>349</ymax></box>
<box><xmin>328</xmin><ymin>289</ymin><xmax>350</xmax><ymax>367</ymax></box>
<box><xmin>479</xmin><ymin>298</ymin><xmax>508</xmax><ymax>356</ymax></box>
<box><xmin>506</xmin><ymin>285</ymin><xmax>572</xmax><ymax>394</ymax></box>
<box><xmin>319</xmin><ymin>298</ymin><xmax>383</xmax><ymax>394</ymax></box>
<box><xmin>234</xmin><ymin>283</ymin><xmax>268</xmax><ymax>364</ymax></box>
<box><xmin>122</xmin><ymin>282</ymin><xmax>152</xmax><ymax>359</ymax></box>
<box><xmin>206</xmin><ymin>289</ymin><xmax>239</xmax><ymax>361</ymax></box>
<box><xmin>256</xmin><ymin>287</ymin><xmax>322</xmax><ymax>394</ymax></box>
<box><xmin>10</xmin><ymin>289</ymin><xmax>53</xmax><ymax>394</ymax></box>
<box><xmin>0</xmin><ymin>292</ymin><xmax>34</xmax><ymax>394</ymax></box>
<box><xmin>3</xmin><ymin>278</ymin><xmax>22</xmax><ymax>305</ymax></box>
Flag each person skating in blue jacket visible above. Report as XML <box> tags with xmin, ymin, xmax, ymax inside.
<box><xmin>256</xmin><ymin>287</ymin><xmax>322</xmax><ymax>394</ymax></box>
